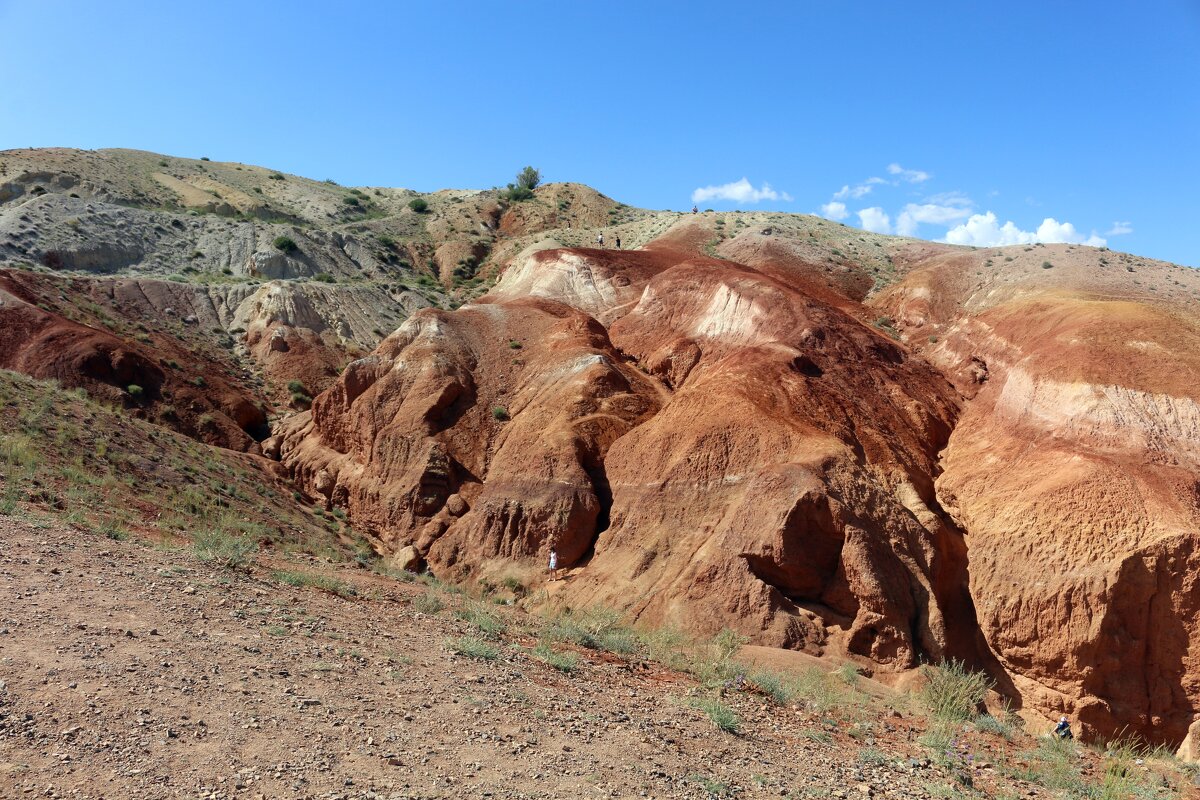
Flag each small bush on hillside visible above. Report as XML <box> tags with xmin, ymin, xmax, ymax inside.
<box><xmin>273</xmin><ymin>236</ymin><xmax>297</xmax><ymax>252</ymax></box>
<box><xmin>313</xmin><ymin>273</ymin><xmax>336</xmax><ymax>283</ymax></box>
<box><xmin>491</xmin><ymin>406</ymin><xmax>509</xmax><ymax>421</ymax></box>
<box><xmin>377</xmin><ymin>234</ymin><xmax>396</xmax><ymax>249</ymax></box>
<box><xmin>1042</xmin><ymin>261</ymin><xmax>1054</xmax><ymax>269</ymax></box>
<box><xmin>268</xmin><ymin>172</ymin><xmax>285</xmax><ymax>181</ymax></box>
<box><xmin>533</xmin><ymin>643</ymin><xmax>578</xmax><ymax>673</ymax></box>
<box><xmin>920</xmin><ymin>659</ymin><xmax>992</xmax><ymax>722</ymax></box>
<box><xmin>515</xmin><ymin>166</ymin><xmax>541</xmax><ymax>192</ymax></box>
<box><xmin>408</xmin><ymin>198</ymin><xmax>428</xmax><ymax>213</ymax></box>
<box><xmin>273</xmin><ymin>569</ymin><xmax>357</xmax><ymax>598</ymax></box>
<box><xmin>411</xmin><ymin>592</ymin><xmax>444</xmax><ymax>615</ymax></box>
<box><xmin>448</xmin><ymin>635</ymin><xmax>499</xmax><ymax>660</ymax></box>
<box><xmin>286</xmin><ymin>379</ymin><xmax>307</xmax><ymax>394</ymax></box>
<box><xmin>193</xmin><ymin>528</ymin><xmax>256</xmax><ymax>569</ymax></box>
<box><xmin>342</xmin><ymin>196</ymin><xmax>360</xmax><ymax>207</ymax></box>
<box><xmin>688</xmin><ymin>697</ymin><xmax>740</xmax><ymax>734</ymax></box>
<box><xmin>457</xmin><ymin>604</ymin><xmax>506</xmax><ymax>639</ymax></box>
<box><xmin>126</xmin><ymin>384</ymin><xmax>144</xmax><ymax>399</ymax></box>
<box><xmin>545</xmin><ymin>607</ymin><xmax>638</xmax><ymax>655</ymax></box>
<box><xmin>291</xmin><ymin>392</ymin><xmax>312</xmax><ymax>408</ymax></box>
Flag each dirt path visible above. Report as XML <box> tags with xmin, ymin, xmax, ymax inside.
<box><xmin>0</xmin><ymin>516</ymin><xmax>1169</xmax><ymax>799</ymax></box>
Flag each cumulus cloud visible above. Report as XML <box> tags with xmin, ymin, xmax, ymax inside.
<box><xmin>819</xmin><ymin>201</ymin><xmax>849</xmax><ymax>221</ymax></box>
<box><xmin>1106</xmin><ymin>221</ymin><xmax>1133</xmax><ymax>236</ymax></box>
<box><xmin>692</xmin><ymin>178</ymin><xmax>793</xmax><ymax>204</ymax></box>
<box><xmin>943</xmin><ymin>212</ymin><xmax>1107</xmax><ymax>248</ymax></box>
<box><xmin>857</xmin><ymin>207</ymin><xmax>891</xmax><ymax>234</ymax></box>
<box><xmin>887</xmin><ymin>163</ymin><xmax>931</xmax><ymax>183</ymax></box>
<box><xmin>895</xmin><ymin>201</ymin><xmax>972</xmax><ymax>237</ymax></box>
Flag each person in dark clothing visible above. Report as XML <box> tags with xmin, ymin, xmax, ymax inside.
<box><xmin>1054</xmin><ymin>716</ymin><xmax>1073</xmax><ymax>740</ymax></box>
<box><xmin>615</xmin><ymin>235</ymin><xmax>621</xmax><ymax>249</ymax></box>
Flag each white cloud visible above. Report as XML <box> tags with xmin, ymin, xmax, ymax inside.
<box><xmin>887</xmin><ymin>163</ymin><xmax>931</xmax><ymax>183</ymax></box>
<box><xmin>895</xmin><ymin>202</ymin><xmax>973</xmax><ymax>237</ymax></box>
<box><xmin>692</xmin><ymin>178</ymin><xmax>793</xmax><ymax>204</ymax></box>
<box><xmin>943</xmin><ymin>212</ymin><xmax>1107</xmax><ymax>248</ymax></box>
<box><xmin>1106</xmin><ymin>221</ymin><xmax>1133</xmax><ymax>236</ymax></box>
<box><xmin>833</xmin><ymin>183</ymin><xmax>873</xmax><ymax>201</ymax></box>
<box><xmin>857</xmin><ymin>207</ymin><xmax>891</xmax><ymax>234</ymax></box>
<box><xmin>819</xmin><ymin>201</ymin><xmax>848</xmax><ymax>221</ymax></box>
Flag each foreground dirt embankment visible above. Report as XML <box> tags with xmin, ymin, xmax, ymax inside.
<box><xmin>3</xmin><ymin>516</ymin><xmax>1198</xmax><ymax>799</ymax></box>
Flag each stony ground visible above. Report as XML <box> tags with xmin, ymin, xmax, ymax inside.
<box><xmin>1</xmin><ymin>516</ymin><xmax>1196</xmax><ymax>799</ymax></box>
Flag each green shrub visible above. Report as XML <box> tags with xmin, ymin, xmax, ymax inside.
<box><xmin>377</xmin><ymin>234</ymin><xmax>396</xmax><ymax>249</ymax></box>
<box><xmin>193</xmin><ymin>528</ymin><xmax>256</xmax><ymax>569</ymax></box>
<box><xmin>126</xmin><ymin>384</ymin><xmax>144</xmax><ymax>399</ymax></box>
<box><xmin>273</xmin><ymin>236</ymin><xmax>297</xmax><ymax>252</ymax></box>
<box><xmin>286</xmin><ymin>379</ymin><xmax>307</xmax><ymax>394</ymax></box>
<box><xmin>533</xmin><ymin>643</ymin><xmax>578</xmax><ymax>673</ymax></box>
<box><xmin>1042</xmin><ymin>261</ymin><xmax>1054</xmax><ymax>269</ymax></box>
<box><xmin>491</xmin><ymin>406</ymin><xmax>509</xmax><ymax>421</ymax></box>
<box><xmin>919</xmin><ymin>660</ymin><xmax>992</xmax><ymax>722</ymax></box>
<box><xmin>290</xmin><ymin>392</ymin><xmax>312</xmax><ymax>407</ymax></box>
<box><xmin>272</xmin><ymin>569</ymin><xmax>357</xmax><ymax>598</ymax></box>
<box><xmin>313</xmin><ymin>273</ymin><xmax>335</xmax><ymax>283</ymax></box>
<box><xmin>448</xmin><ymin>635</ymin><xmax>499</xmax><ymax>660</ymax></box>
<box><xmin>456</xmin><ymin>604</ymin><xmax>506</xmax><ymax>638</ymax></box>
<box><xmin>408</xmin><ymin>198</ymin><xmax>428</xmax><ymax>213</ymax></box>
<box><xmin>411</xmin><ymin>592</ymin><xmax>444</xmax><ymax>615</ymax></box>
<box><xmin>515</xmin><ymin>165</ymin><xmax>541</xmax><ymax>192</ymax></box>
<box><xmin>688</xmin><ymin>697</ymin><xmax>740</xmax><ymax>733</ymax></box>
<box><xmin>342</xmin><ymin>196</ymin><xmax>360</xmax><ymax>206</ymax></box>
<box><xmin>545</xmin><ymin>607</ymin><xmax>638</xmax><ymax>655</ymax></box>
<box><xmin>268</xmin><ymin>172</ymin><xmax>285</xmax><ymax>181</ymax></box>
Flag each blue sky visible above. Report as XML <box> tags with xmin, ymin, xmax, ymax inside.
<box><xmin>1</xmin><ymin>0</ymin><xmax>1197</xmax><ymax>265</ymax></box>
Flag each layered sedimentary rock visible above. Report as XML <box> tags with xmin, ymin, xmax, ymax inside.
<box><xmin>281</xmin><ymin>246</ymin><xmax>982</xmax><ymax>673</ymax></box>
<box><xmin>279</xmin><ymin>290</ymin><xmax>663</xmax><ymax>582</ymax></box>
<box><xmin>876</xmin><ymin>251</ymin><xmax>1200</xmax><ymax>745</ymax></box>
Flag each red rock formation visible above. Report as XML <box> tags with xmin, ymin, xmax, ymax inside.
<box><xmin>279</xmin><ymin>294</ymin><xmax>662</xmax><ymax>583</ymax></box>
<box><xmin>281</xmin><ymin>247</ymin><xmax>981</xmax><ymax>673</ymax></box>
<box><xmin>874</xmin><ymin>247</ymin><xmax>1200</xmax><ymax>746</ymax></box>
<box><xmin>0</xmin><ymin>270</ymin><xmax>266</xmax><ymax>451</ymax></box>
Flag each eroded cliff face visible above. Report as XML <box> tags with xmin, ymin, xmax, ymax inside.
<box><xmin>876</xmin><ymin>253</ymin><xmax>1200</xmax><ymax>746</ymax></box>
<box><xmin>278</xmin><ymin>290</ymin><xmax>665</xmax><ymax>585</ymax></box>
<box><xmin>279</xmin><ymin>246</ymin><xmax>989</xmax><ymax>676</ymax></box>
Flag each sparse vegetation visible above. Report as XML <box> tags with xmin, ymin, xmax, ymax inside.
<box><xmin>688</xmin><ymin>697</ymin><xmax>740</xmax><ymax>733</ymax></box>
<box><xmin>448</xmin><ymin>635</ymin><xmax>499</xmax><ymax>660</ymax></box>
<box><xmin>193</xmin><ymin>527</ymin><xmax>256</xmax><ymax>570</ymax></box>
<box><xmin>273</xmin><ymin>569</ymin><xmax>357</xmax><ymax>598</ymax></box>
<box><xmin>408</xmin><ymin>198</ymin><xmax>428</xmax><ymax>213</ymax></box>
<box><xmin>491</xmin><ymin>406</ymin><xmax>509</xmax><ymax>421</ymax></box>
<box><xmin>920</xmin><ymin>660</ymin><xmax>992</xmax><ymax>722</ymax></box>
<box><xmin>273</xmin><ymin>236</ymin><xmax>297</xmax><ymax>252</ymax></box>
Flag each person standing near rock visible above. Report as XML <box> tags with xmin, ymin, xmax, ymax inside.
<box><xmin>1054</xmin><ymin>716</ymin><xmax>1073</xmax><ymax>740</ymax></box>
<box><xmin>615</xmin><ymin>235</ymin><xmax>621</xmax><ymax>250</ymax></box>
<box><xmin>548</xmin><ymin>546</ymin><xmax>559</xmax><ymax>582</ymax></box>
<box><xmin>597</xmin><ymin>232</ymin><xmax>604</xmax><ymax>247</ymax></box>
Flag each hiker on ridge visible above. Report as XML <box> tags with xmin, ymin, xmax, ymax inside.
<box><xmin>548</xmin><ymin>546</ymin><xmax>559</xmax><ymax>582</ymax></box>
<box><xmin>597</xmin><ymin>232</ymin><xmax>604</xmax><ymax>247</ymax></box>
<box><xmin>615</xmin><ymin>235</ymin><xmax>621</xmax><ymax>250</ymax></box>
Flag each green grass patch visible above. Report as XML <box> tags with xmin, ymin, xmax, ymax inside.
<box><xmin>687</xmin><ymin>696</ymin><xmax>740</xmax><ymax>733</ymax></box>
<box><xmin>448</xmin><ymin>635</ymin><xmax>499</xmax><ymax>660</ymax></box>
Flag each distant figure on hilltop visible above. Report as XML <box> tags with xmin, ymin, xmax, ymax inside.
<box><xmin>597</xmin><ymin>232</ymin><xmax>604</xmax><ymax>247</ymax></box>
<box><xmin>548</xmin><ymin>546</ymin><xmax>558</xmax><ymax>582</ymax></box>
<box><xmin>692</xmin><ymin>204</ymin><xmax>698</xmax><ymax>214</ymax></box>
<box><xmin>1054</xmin><ymin>716</ymin><xmax>1073</xmax><ymax>740</ymax></box>
<box><xmin>615</xmin><ymin>235</ymin><xmax>621</xmax><ymax>250</ymax></box>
